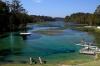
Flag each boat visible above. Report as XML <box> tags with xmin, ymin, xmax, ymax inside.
<box><xmin>79</xmin><ymin>45</ymin><xmax>100</xmax><ymax>55</ymax></box>
<box><xmin>79</xmin><ymin>47</ymin><xmax>96</xmax><ymax>55</ymax></box>
<box><xmin>20</xmin><ymin>32</ymin><xmax>32</xmax><ymax>35</ymax></box>
<box><xmin>76</xmin><ymin>39</ymin><xmax>88</xmax><ymax>47</ymax></box>
<box><xmin>76</xmin><ymin>41</ymin><xmax>100</xmax><ymax>55</ymax></box>
<box><xmin>76</xmin><ymin>43</ymin><xmax>89</xmax><ymax>47</ymax></box>
<box><xmin>76</xmin><ymin>43</ymin><xmax>97</xmax><ymax>48</ymax></box>
<box><xmin>20</xmin><ymin>32</ymin><xmax>32</xmax><ymax>40</ymax></box>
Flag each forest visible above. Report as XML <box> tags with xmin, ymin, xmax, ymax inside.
<box><xmin>65</xmin><ymin>5</ymin><xmax>100</xmax><ymax>26</ymax></box>
<box><xmin>1</xmin><ymin>0</ymin><xmax>100</xmax><ymax>34</ymax></box>
<box><xmin>0</xmin><ymin>0</ymin><xmax>55</xmax><ymax>34</ymax></box>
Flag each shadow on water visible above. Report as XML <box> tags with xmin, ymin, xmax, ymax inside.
<box><xmin>0</xmin><ymin>49</ymin><xmax>27</xmax><ymax>64</ymax></box>
<box><xmin>0</xmin><ymin>33</ymin><xmax>9</xmax><ymax>39</ymax></box>
<box><xmin>45</xmin><ymin>49</ymin><xmax>76</xmax><ymax>56</ymax></box>
<box><xmin>21</xmin><ymin>33</ymin><xmax>42</xmax><ymax>40</ymax></box>
<box><xmin>0</xmin><ymin>32</ymin><xmax>20</xmax><ymax>39</ymax></box>
<box><xmin>28</xmin><ymin>33</ymin><xmax>41</xmax><ymax>40</ymax></box>
<box><xmin>0</xmin><ymin>49</ymin><xmax>12</xmax><ymax>62</ymax></box>
<box><xmin>0</xmin><ymin>48</ymin><xmax>23</xmax><ymax>57</ymax></box>
<box><xmin>0</xmin><ymin>49</ymin><xmax>12</xmax><ymax>56</ymax></box>
<box><xmin>28</xmin><ymin>46</ymin><xmax>76</xmax><ymax>56</ymax></box>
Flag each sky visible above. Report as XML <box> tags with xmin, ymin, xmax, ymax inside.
<box><xmin>20</xmin><ymin>0</ymin><xmax>100</xmax><ymax>17</ymax></box>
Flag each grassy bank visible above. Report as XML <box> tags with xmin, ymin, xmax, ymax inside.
<box><xmin>78</xmin><ymin>60</ymin><xmax>100</xmax><ymax>66</ymax></box>
<box><xmin>0</xmin><ymin>64</ymin><xmax>58</xmax><ymax>66</ymax></box>
<box><xmin>0</xmin><ymin>60</ymin><xmax>93</xmax><ymax>66</ymax></box>
<box><xmin>1</xmin><ymin>60</ymin><xmax>100</xmax><ymax>66</ymax></box>
<box><xmin>32</xmin><ymin>22</ymin><xmax>49</xmax><ymax>26</ymax></box>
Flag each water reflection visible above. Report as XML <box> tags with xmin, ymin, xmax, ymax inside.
<box><xmin>10</xmin><ymin>33</ymin><xmax>14</xmax><ymax>53</ymax></box>
<box><xmin>27</xmin><ymin>33</ymin><xmax>42</xmax><ymax>40</ymax></box>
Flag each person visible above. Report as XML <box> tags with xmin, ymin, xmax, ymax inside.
<box><xmin>92</xmin><ymin>41</ymin><xmax>96</xmax><ymax>46</ymax></box>
<box><xmin>80</xmin><ymin>39</ymin><xmax>84</xmax><ymax>45</ymax></box>
<box><xmin>29</xmin><ymin>57</ymin><xmax>32</xmax><ymax>65</ymax></box>
<box><xmin>39</xmin><ymin>57</ymin><xmax>43</xmax><ymax>64</ymax></box>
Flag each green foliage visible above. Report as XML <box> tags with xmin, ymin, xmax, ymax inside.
<box><xmin>95</xmin><ymin>5</ymin><xmax>100</xmax><ymax>14</ymax></box>
<box><xmin>65</xmin><ymin>13</ymin><xmax>100</xmax><ymax>26</ymax></box>
<box><xmin>0</xmin><ymin>1</ymin><xmax>10</xmax><ymax>33</ymax></box>
<box><xmin>65</xmin><ymin>5</ymin><xmax>100</xmax><ymax>26</ymax></box>
<box><xmin>64</xmin><ymin>16</ymin><xmax>70</xmax><ymax>22</ymax></box>
<box><xmin>0</xmin><ymin>0</ymin><xmax>55</xmax><ymax>33</ymax></box>
<box><xmin>31</xmin><ymin>15</ymin><xmax>55</xmax><ymax>23</ymax></box>
<box><xmin>0</xmin><ymin>0</ymin><xmax>34</xmax><ymax>33</ymax></box>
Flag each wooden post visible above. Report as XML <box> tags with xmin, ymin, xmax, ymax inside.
<box><xmin>39</xmin><ymin>57</ymin><xmax>43</xmax><ymax>64</ymax></box>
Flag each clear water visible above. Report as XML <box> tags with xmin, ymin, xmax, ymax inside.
<box><xmin>0</xmin><ymin>22</ymin><xmax>94</xmax><ymax>63</ymax></box>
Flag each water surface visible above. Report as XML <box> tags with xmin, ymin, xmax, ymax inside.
<box><xmin>0</xmin><ymin>22</ymin><xmax>94</xmax><ymax>63</ymax></box>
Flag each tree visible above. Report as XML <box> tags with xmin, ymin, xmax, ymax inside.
<box><xmin>0</xmin><ymin>0</ymin><xmax>34</xmax><ymax>34</ymax></box>
<box><xmin>9</xmin><ymin>0</ymin><xmax>28</xmax><ymax>31</ymax></box>
<box><xmin>64</xmin><ymin>16</ymin><xmax>70</xmax><ymax>22</ymax></box>
<box><xmin>95</xmin><ymin>5</ymin><xmax>100</xmax><ymax>14</ymax></box>
<box><xmin>64</xmin><ymin>12</ymin><xmax>100</xmax><ymax>26</ymax></box>
<box><xmin>11</xmin><ymin>0</ymin><xmax>25</xmax><ymax>13</ymax></box>
<box><xmin>0</xmin><ymin>0</ymin><xmax>10</xmax><ymax>33</ymax></box>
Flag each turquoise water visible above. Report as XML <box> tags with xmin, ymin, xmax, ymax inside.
<box><xmin>0</xmin><ymin>21</ymin><xmax>94</xmax><ymax>63</ymax></box>
<box><xmin>0</xmin><ymin>28</ymin><xmax>94</xmax><ymax>63</ymax></box>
